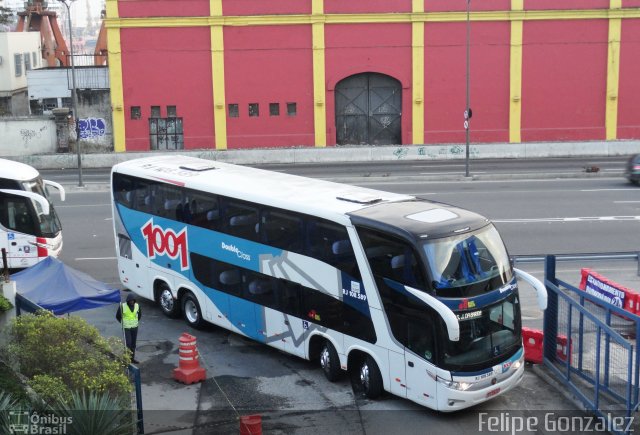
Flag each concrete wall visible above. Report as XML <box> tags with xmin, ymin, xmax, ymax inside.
<box><xmin>9</xmin><ymin>140</ymin><xmax>640</xmax><ymax>170</ymax></box>
<box><xmin>0</xmin><ymin>117</ymin><xmax>57</xmax><ymax>156</ymax></box>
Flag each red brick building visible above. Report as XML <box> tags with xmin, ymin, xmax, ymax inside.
<box><xmin>105</xmin><ymin>0</ymin><xmax>640</xmax><ymax>152</ymax></box>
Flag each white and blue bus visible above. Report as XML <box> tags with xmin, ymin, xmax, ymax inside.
<box><xmin>0</xmin><ymin>158</ymin><xmax>65</xmax><ymax>269</ymax></box>
<box><xmin>111</xmin><ymin>155</ymin><xmax>546</xmax><ymax>411</ymax></box>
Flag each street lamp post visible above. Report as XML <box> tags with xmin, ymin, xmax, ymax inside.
<box><xmin>58</xmin><ymin>0</ymin><xmax>83</xmax><ymax>187</ymax></box>
<box><xmin>464</xmin><ymin>0</ymin><xmax>471</xmax><ymax>178</ymax></box>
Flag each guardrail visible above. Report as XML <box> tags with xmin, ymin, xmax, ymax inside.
<box><xmin>544</xmin><ymin>255</ymin><xmax>640</xmax><ymax>435</ymax></box>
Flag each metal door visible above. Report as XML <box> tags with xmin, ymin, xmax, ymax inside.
<box><xmin>335</xmin><ymin>73</ymin><xmax>401</xmax><ymax>145</ymax></box>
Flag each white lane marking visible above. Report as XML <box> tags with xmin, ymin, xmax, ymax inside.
<box><xmin>615</xmin><ymin>201</ymin><xmax>640</xmax><ymax>203</ymax></box>
<box><xmin>56</xmin><ymin>203</ymin><xmax>111</xmax><ymax>208</ymax></box>
<box><xmin>419</xmin><ymin>171</ymin><xmax>487</xmax><ymax>175</ymax></box>
<box><xmin>75</xmin><ymin>257</ymin><xmax>117</xmax><ymax>261</ymax></box>
<box><xmin>493</xmin><ymin>216</ymin><xmax>640</xmax><ymax>223</ymax></box>
<box><xmin>581</xmin><ymin>188</ymin><xmax>637</xmax><ymax>192</ymax></box>
<box><xmin>412</xmin><ymin>164</ymin><xmax>467</xmax><ymax>168</ymax></box>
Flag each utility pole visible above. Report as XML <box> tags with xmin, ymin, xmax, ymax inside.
<box><xmin>464</xmin><ymin>0</ymin><xmax>472</xmax><ymax>178</ymax></box>
<box><xmin>58</xmin><ymin>0</ymin><xmax>84</xmax><ymax>187</ymax></box>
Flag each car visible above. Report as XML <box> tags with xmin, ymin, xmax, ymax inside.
<box><xmin>625</xmin><ymin>154</ymin><xmax>640</xmax><ymax>185</ymax></box>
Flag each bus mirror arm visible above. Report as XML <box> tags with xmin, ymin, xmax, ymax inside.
<box><xmin>43</xmin><ymin>180</ymin><xmax>66</xmax><ymax>201</ymax></box>
<box><xmin>403</xmin><ymin>285</ymin><xmax>460</xmax><ymax>342</ymax></box>
<box><xmin>513</xmin><ymin>268</ymin><xmax>547</xmax><ymax>310</ymax></box>
<box><xmin>0</xmin><ymin>189</ymin><xmax>49</xmax><ymax>215</ymax></box>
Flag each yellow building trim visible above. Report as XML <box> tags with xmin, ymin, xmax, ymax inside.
<box><xmin>412</xmin><ymin>21</ymin><xmax>424</xmax><ymax>145</ymax></box>
<box><xmin>210</xmin><ymin>26</ymin><xmax>227</xmax><ymax>150</ymax></box>
<box><xmin>106</xmin><ymin>8</ymin><xmax>640</xmax><ymax>29</ymax></box>
<box><xmin>605</xmin><ymin>17</ymin><xmax>621</xmax><ymax>140</ymax></box>
<box><xmin>509</xmin><ymin>0</ymin><xmax>523</xmax><ymax>143</ymax></box>
<box><xmin>105</xmin><ymin>0</ymin><xmax>125</xmax><ymax>152</ymax></box>
<box><xmin>411</xmin><ymin>0</ymin><xmax>424</xmax><ymax>145</ymax></box>
<box><xmin>209</xmin><ymin>0</ymin><xmax>226</xmax><ymax>150</ymax></box>
<box><xmin>312</xmin><ymin>21</ymin><xmax>327</xmax><ymax>147</ymax></box>
<box><xmin>210</xmin><ymin>0</ymin><xmax>222</xmax><ymax>16</ymax></box>
<box><xmin>312</xmin><ymin>0</ymin><xmax>324</xmax><ymax>16</ymax></box>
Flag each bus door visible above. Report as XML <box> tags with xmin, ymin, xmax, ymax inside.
<box><xmin>404</xmin><ymin>316</ymin><xmax>438</xmax><ymax>407</ymax></box>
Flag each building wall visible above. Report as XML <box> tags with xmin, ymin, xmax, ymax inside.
<box><xmin>107</xmin><ymin>0</ymin><xmax>640</xmax><ymax>151</ymax></box>
<box><xmin>0</xmin><ymin>117</ymin><xmax>57</xmax><ymax>156</ymax></box>
<box><xmin>0</xmin><ymin>32</ymin><xmax>42</xmax><ymax>94</ymax></box>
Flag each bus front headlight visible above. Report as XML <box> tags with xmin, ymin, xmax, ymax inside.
<box><xmin>437</xmin><ymin>377</ymin><xmax>471</xmax><ymax>391</ymax></box>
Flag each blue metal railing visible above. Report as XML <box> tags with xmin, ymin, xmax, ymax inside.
<box><xmin>544</xmin><ymin>255</ymin><xmax>640</xmax><ymax>435</ymax></box>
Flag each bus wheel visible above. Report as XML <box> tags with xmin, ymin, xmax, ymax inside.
<box><xmin>182</xmin><ymin>292</ymin><xmax>204</xmax><ymax>329</ymax></box>
<box><xmin>320</xmin><ymin>340</ymin><xmax>341</xmax><ymax>382</ymax></box>
<box><xmin>157</xmin><ymin>284</ymin><xmax>180</xmax><ymax>318</ymax></box>
<box><xmin>359</xmin><ymin>356</ymin><xmax>383</xmax><ymax>399</ymax></box>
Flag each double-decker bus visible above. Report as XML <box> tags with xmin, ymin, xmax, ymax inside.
<box><xmin>0</xmin><ymin>158</ymin><xmax>65</xmax><ymax>269</ymax></box>
<box><xmin>111</xmin><ymin>155</ymin><xmax>546</xmax><ymax>410</ymax></box>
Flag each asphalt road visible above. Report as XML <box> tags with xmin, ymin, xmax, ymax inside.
<box><xmin>38</xmin><ymin>160</ymin><xmax>640</xmax><ymax>434</ymax></box>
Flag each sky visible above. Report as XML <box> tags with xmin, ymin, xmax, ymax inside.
<box><xmin>4</xmin><ymin>0</ymin><xmax>105</xmax><ymax>29</ymax></box>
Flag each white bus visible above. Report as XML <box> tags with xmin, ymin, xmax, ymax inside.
<box><xmin>0</xmin><ymin>158</ymin><xmax>65</xmax><ymax>269</ymax></box>
<box><xmin>111</xmin><ymin>155</ymin><xmax>546</xmax><ymax>411</ymax></box>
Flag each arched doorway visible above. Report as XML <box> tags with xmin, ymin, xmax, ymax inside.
<box><xmin>335</xmin><ymin>73</ymin><xmax>402</xmax><ymax>145</ymax></box>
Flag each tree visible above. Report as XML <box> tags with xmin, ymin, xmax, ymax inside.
<box><xmin>0</xmin><ymin>6</ymin><xmax>13</xmax><ymax>29</ymax></box>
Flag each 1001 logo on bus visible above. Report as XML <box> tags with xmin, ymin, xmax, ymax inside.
<box><xmin>141</xmin><ymin>219</ymin><xmax>189</xmax><ymax>270</ymax></box>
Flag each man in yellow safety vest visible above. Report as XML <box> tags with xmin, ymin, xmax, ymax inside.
<box><xmin>116</xmin><ymin>293</ymin><xmax>142</xmax><ymax>364</ymax></box>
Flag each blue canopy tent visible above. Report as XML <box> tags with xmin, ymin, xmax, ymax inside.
<box><xmin>11</xmin><ymin>257</ymin><xmax>121</xmax><ymax>315</ymax></box>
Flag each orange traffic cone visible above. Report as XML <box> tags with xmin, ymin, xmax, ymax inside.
<box><xmin>173</xmin><ymin>333</ymin><xmax>206</xmax><ymax>384</ymax></box>
<box><xmin>239</xmin><ymin>415</ymin><xmax>262</xmax><ymax>435</ymax></box>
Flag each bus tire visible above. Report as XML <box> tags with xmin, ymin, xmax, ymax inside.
<box><xmin>157</xmin><ymin>283</ymin><xmax>180</xmax><ymax>318</ymax></box>
<box><xmin>182</xmin><ymin>292</ymin><xmax>204</xmax><ymax>329</ymax></box>
<box><xmin>359</xmin><ymin>355</ymin><xmax>383</xmax><ymax>399</ymax></box>
<box><xmin>320</xmin><ymin>340</ymin><xmax>341</xmax><ymax>382</ymax></box>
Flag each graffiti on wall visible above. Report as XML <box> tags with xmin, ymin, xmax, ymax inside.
<box><xmin>78</xmin><ymin>118</ymin><xmax>107</xmax><ymax>139</ymax></box>
<box><xmin>20</xmin><ymin>126</ymin><xmax>48</xmax><ymax>145</ymax></box>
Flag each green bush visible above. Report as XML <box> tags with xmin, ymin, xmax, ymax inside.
<box><xmin>28</xmin><ymin>374</ymin><xmax>72</xmax><ymax>406</ymax></box>
<box><xmin>7</xmin><ymin>311</ymin><xmax>131</xmax><ymax>403</ymax></box>
<box><xmin>0</xmin><ymin>294</ymin><xmax>12</xmax><ymax>312</ymax></box>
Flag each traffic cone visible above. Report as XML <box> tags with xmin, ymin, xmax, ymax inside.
<box><xmin>173</xmin><ymin>333</ymin><xmax>206</xmax><ymax>384</ymax></box>
<box><xmin>239</xmin><ymin>415</ymin><xmax>262</xmax><ymax>435</ymax></box>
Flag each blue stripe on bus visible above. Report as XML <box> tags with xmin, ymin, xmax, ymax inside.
<box><xmin>435</xmin><ymin>278</ymin><xmax>519</xmax><ymax>311</ymax></box>
<box><xmin>451</xmin><ymin>348</ymin><xmax>524</xmax><ymax>377</ymax></box>
<box><xmin>119</xmin><ymin>206</ymin><xmax>372</xmax><ymax>322</ymax></box>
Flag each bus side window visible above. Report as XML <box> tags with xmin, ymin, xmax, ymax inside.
<box><xmin>306</xmin><ymin>219</ymin><xmax>361</xmax><ymax>280</ymax></box>
<box><xmin>223</xmin><ymin>200</ymin><xmax>259</xmax><ymax>242</ymax></box>
<box><xmin>261</xmin><ymin>210</ymin><xmax>303</xmax><ymax>253</ymax></box>
<box><xmin>357</xmin><ymin>226</ymin><xmax>426</xmax><ymax>291</ymax></box>
<box><xmin>407</xmin><ymin>318</ymin><xmax>435</xmax><ymax>362</ymax></box>
<box><xmin>113</xmin><ymin>173</ymin><xmax>134</xmax><ymax>208</ymax></box>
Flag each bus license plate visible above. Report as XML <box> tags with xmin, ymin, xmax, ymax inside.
<box><xmin>486</xmin><ymin>388</ymin><xmax>500</xmax><ymax>398</ymax></box>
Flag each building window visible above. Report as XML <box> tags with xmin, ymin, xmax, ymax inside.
<box><xmin>150</xmin><ymin>106</ymin><xmax>161</xmax><ymax>118</ymax></box>
<box><xmin>24</xmin><ymin>53</ymin><xmax>31</xmax><ymax>71</ymax></box>
<box><xmin>131</xmin><ymin>106</ymin><xmax>141</xmax><ymax>120</ymax></box>
<box><xmin>287</xmin><ymin>102</ymin><xmax>297</xmax><ymax>116</ymax></box>
<box><xmin>248</xmin><ymin>103</ymin><xmax>259</xmax><ymax>117</ymax></box>
<box><xmin>228</xmin><ymin>104</ymin><xmax>239</xmax><ymax>118</ymax></box>
<box><xmin>32</xmin><ymin>52</ymin><xmax>37</xmax><ymax>68</ymax></box>
<box><xmin>150</xmin><ymin>117</ymin><xmax>184</xmax><ymax>150</ymax></box>
<box><xmin>167</xmin><ymin>105</ymin><xmax>177</xmax><ymax>118</ymax></box>
<box><xmin>14</xmin><ymin>54</ymin><xmax>22</xmax><ymax>77</ymax></box>
<box><xmin>269</xmin><ymin>103</ymin><xmax>280</xmax><ymax>116</ymax></box>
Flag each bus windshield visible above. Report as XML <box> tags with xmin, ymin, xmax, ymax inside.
<box><xmin>439</xmin><ymin>292</ymin><xmax>521</xmax><ymax>372</ymax></box>
<box><xmin>422</xmin><ymin>225</ymin><xmax>512</xmax><ymax>297</ymax></box>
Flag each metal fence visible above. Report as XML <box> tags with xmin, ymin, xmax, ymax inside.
<box><xmin>544</xmin><ymin>255</ymin><xmax>640</xmax><ymax>435</ymax></box>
